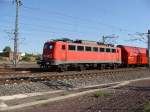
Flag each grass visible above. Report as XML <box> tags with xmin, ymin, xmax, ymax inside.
<box><xmin>61</xmin><ymin>92</ymin><xmax>70</xmax><ymax>96</ymax></box>
<box><xmin>94</xmin><ymin>91</ymin><xmax>112</xmax><ymax>98</ymax></box>
<box><xmin>144</xmin><ymin>102</ymin><xmax>150</xmax><ymax>112</ymax></box>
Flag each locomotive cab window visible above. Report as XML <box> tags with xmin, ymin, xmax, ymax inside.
<box><xmin>77</xmin><ymin>46</ymin><xmax>84</xmax><ymax>51</ymax></box>
<box><xmin>62</xmin><ymin>45</ymin><xmax>66</xmax><ymax>50</ymax></box>
<box><xmin>44</xmin><ymin>44</ymin><xmax>47</xmax><ymax>49</ymax></box>
<box><xmin>85</xmin><ymin>46</ymin><xmax>92</xmax><ymax>51</ymax></box>
<box><xmin>93</xmin><ymin>47</ymin><xmax>98</xmax><ymax>52</ymax></box>
<box><xmin>100</xmin><ymin>48</ymin><xmax>105</xmax><ymax>52</ymax></box>
<box><xmin>68</xmin><ymin>45</ymin><xmax>76</xmax><ymax>50</ymax></box>
<box><xmin>112</xmin><ymin>49</ymin><xmax>116</xmax><ymax>53</ymax></box>
<box><xmin>44</xmin><ymin>44</ymin><xmax>53</xmax><ymax>50</ymax></box>
<box><xmin>106</xmin><ymin>48</ymin><xmax>111</xmax><ymax>52</ymax></box>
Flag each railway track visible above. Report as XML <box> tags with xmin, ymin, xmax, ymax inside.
<box><xmin>0</xmin><ymin>67</ymin><xmax>149</xmax><ymax>84</ymax></box>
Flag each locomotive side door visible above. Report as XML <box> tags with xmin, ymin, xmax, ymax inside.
<box><xmin>116</xmin><ymin>48</ymin><xmax>121</xmax><ymax>63</ymax></box>
<box><xmin>61</xmin><ymin>44</ymin><xmax>67</xmax><ymax>63</ymax></box>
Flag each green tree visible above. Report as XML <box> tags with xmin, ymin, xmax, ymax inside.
<box><xmin>3</xmin><ymin>46</ymin><xmax>11</xmax><ymax>53</ymax></box>
<box><xmin>3</xmin><ymin>46</ymin><xmax>12</xmax><ymax>57</ymax></box>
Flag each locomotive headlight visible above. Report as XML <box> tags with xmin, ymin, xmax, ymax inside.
<box><xmin>46</xmin><ymin>62</ymin><xmax>49</xmax><ymax>65</ymax></box>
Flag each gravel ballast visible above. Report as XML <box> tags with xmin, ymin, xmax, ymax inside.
<box><xmin>0</xmin><ymin>69</ymin><xmax>150</xmax><ymax>96</ymax></box>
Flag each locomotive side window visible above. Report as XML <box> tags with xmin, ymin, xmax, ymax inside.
<box><xmin>62</xmin><ymin>45</ymin><xmax>66</xmax><ymax>50</ymax></box>
<box><xmin>93</xmin><ymin>47</ymin><xmax>98</xmax><ymax>52</ymax></box>
<box><xmin>112</xmin><ymin>49</ymin><xmax>116</xmax><ymax>53</ymax></box>
<box><xmin>77</xmin><ymin>46</ymin><xmax>84</xmax><ymax>51</ymax></box>
<box><xmin>85</xmin><ymin>46</ymin><xmax>92</xmax><ymax>51</ymax></box>
<box><xmin>100</xmin><ymin>48</ymin><xmax>105</xmax><ymax>52</ymax></box>
<box><xmin>106</xmin><ymin>48</ymin><xmax>110</xmax><ymax>52</ymax></box>
<box><xmin>68</xmin><ymin>45</ymin><xmax>76</xmax><ymax>50</ymax></box>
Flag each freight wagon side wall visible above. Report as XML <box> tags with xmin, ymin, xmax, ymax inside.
<box><xmin>118</xmin><ymin>45</ymin><xmax>148</xmax><ymax>66</ymax></box>
<box><xmin>139</xmin><ymin>48</ymin><xmax>148</xmax><ymax>65</ymax></box>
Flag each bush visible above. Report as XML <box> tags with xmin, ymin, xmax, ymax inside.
<box><xmin>144</xmin><ymin>102</ymin><xmax>150</xmax><ymax>112</ymax></box>
<box><xmin>22</xmin><ymin>53</ymin><xmax>42</xmax><ymax>62</ymax></box>
<box><xmin>22</xmin><ymin>56</ymin><xmax>31</xmax><ymax>62</ymax></box>
<box><xmin>35</xmin><ymin>55</ymin><xmax>41</xmax><ymax>61</ymax></box>
<box><xmin>25</xmin><ymin>53</ymin><xmax>33</xmax><ymax>57</ymax></box>
<box><xmin>0</xmin><ymin>56</ymin><xmax>3</xmax><ymax>60</ymax></box>
<box><xmin>3</xmin><ymin>52</ymin><xmax>9</xmax><ymax>57</ymax></box>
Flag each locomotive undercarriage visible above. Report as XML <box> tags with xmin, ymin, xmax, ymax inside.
<box><xmin>38</xmin><ymin>60</ymin><xmax>121</xmax><ymax>72</ymax></box>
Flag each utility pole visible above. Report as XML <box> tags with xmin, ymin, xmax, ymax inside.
<box><xmin>102</xmin><ymin>36</ymin><xmax>106</xmax><ymax>43</ymax></box>
<box><xmin>148</xmin><ymin>30</ymin><xmax>150</xmax><ymax>67</ymax></box>
<box><xmin>14</xmin><ymin>0</ymin><xmax>21</xmax><ymax>67</ymax></box>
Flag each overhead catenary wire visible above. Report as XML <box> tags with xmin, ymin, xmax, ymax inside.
<box><xmin>1</xmin><ymin>3</ymin><xmax>147</xmax><ymax>49</ymax></box>
<box><xmin>22</xmin><ymin>5</ymin><xmax>134</xmax><ymax>33</ymax></box>
<box><xmin>1</xmin><ymin>4</ymin><xmax>136</xmax><ymax>38</ymax></box>
<box><xmin>0</xmin><ymin>19</ymin><xmax>105</xmax><ymax>37</ymax></box>
<box><xmin>0</xmin><ymin>23</ymin><xmax>85</xmax><ymax>41</ymax></box>
<box><xmin>0</xmin><ymin>16</ymin><xmax>146</xmax><ymax>45</ymax></box>
<box><xmin>1</xmin><ymin>18</ymin><xmax>147</xmax><ymax>48</ymax></box>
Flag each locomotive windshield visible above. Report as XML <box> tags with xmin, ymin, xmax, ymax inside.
<box><xmin>44</xmin><ymin>43</ymin><xmax>53</xmax><ymax>50</ymax></box>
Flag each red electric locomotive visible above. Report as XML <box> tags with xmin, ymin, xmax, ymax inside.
<box><xmin>38</xmin><ymin>40</ymin><xmax>122</xmax><ymax>71</ymax></box>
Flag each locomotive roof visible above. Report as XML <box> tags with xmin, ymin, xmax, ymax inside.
<box><xmin>46</xmin><ymin>40</ymin><xmax>116</xmax><ymax>48</ymax></box>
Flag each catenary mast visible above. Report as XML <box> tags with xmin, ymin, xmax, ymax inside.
<box><xmin>14</xmin><ymin>0</ymin><xmax>22</xmax><ymax>67</ymax></box>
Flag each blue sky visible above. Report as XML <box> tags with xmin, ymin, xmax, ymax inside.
<box><xmin>0</xmin><ymin>0</ymin><xmax>150</xmax><ymax>53</ymax></box>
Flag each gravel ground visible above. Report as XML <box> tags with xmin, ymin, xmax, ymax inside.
<box><xmin>66</xmin><ymin>70</ymin><xmax>150</xmax><ymax>87</ymax></box>
<box><xmin>86</xmin><ymin>79</ymin><xmax>150</xmax><ymax>112</ymax></box>
<box><xmin>0</xmin><ymin>82</ymin><xmax>51</xmax><ymax>96</ymax></box>
<box><xmin>0</xmin><ymin>69</ymin><xmax>150</xmax><ymax>96</ymax></box>
<box><xmin>8</xmin><ymin>79</ymin><xmax>150</xmax><ymax>112</ymax></box>
<box><xmin>0</xmin><ymin>81</ymin><xmax>73</xmax><ymax>96</ymax></box>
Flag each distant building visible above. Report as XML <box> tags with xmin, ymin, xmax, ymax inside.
<box><xmin>9</xmin><ymin>52</ymin><xmax>25</xmax><ymax>61</ymax></box>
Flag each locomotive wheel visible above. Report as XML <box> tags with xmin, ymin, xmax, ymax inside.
<box><xmin>101</xmin><ymin>64</ymin><xmax>105</xmax><ymax>70</ymax></box>
<box><xmin>112</xmin><ymin>64</ymin><xmax>118</xmax><ymax>69</ymax></box>
<box><xmin>57</xmin><ymin>65</ymin><xmax>68</xmax><ymax>72</ymax></box>
<box><xmin>78</xmin><ymin>65</ymin><xmax>85</xmax><ymax>71</ymax></box>
<box><xmin>98</xmin><ymin>64</ymin><xmax>105</xmax><ymax>70</ymax></box>
<box><xmin>40</xmin><ymin>65</ymin><xmax>43</xmax><ymax>68</ymax></box>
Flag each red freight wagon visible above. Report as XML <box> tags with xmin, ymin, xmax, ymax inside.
<box><xmin>39</xmin><ymin>40</ymin><xmax>122</xmax><ymax>71</ymax></box>
<box><xmin>117</xmin><ymin>45</ymin><xmax>148</xmax><ymax>66</ymax></box>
